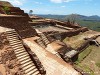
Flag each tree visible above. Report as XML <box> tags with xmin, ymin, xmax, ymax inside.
<box><xmin>29</xmin><ymin>10</ymin><xmax>33</xmax><ymax>16</ymax></box>
<box><xmin>67</xmin><ymin>14</ymin><xmax>78</xmax><ymax>24</ymax></box>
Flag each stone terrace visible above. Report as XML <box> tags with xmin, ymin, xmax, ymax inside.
<box><xmin>0</xmin><ymin>16</ymin><xmax>37</xmax><ymax>38</ymax></box>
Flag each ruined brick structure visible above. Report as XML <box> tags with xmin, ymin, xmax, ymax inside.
<box><xmin>0</xmin><ymin>1</ymin><xmax>91</xmax><ymax>75</ymax></box>
<box><xmin>0</xmin><ymin>1</ymin><xmax>37</xmax><ymax>38</ymax></box>
<box><xmin>0</xmin><ymin>16</ymin><xmax>37</xmax><ymax>38</ymax></box>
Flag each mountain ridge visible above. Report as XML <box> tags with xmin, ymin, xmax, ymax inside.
<box><xmin>37</xmin><ymin>14</ymin><xmax>100</xmax><ymax>21</ymax></box>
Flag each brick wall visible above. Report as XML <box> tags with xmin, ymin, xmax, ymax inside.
<box><xmin>0</xmin><ymin>16</ymin><xmax>37</xmax><ymax>38</ymax></box>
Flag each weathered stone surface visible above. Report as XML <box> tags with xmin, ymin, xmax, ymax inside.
<box><xmin>24</xmin><ymin>39</ymin><xmax>81</xmax><ymax>75</ymax></box>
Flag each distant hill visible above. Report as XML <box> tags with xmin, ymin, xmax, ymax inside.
<box><xmin>37</xmin><ymin>14</ymin><xmax>100</xmax><ymax>21</ymax></box>
<box><xmin>37</xmin><ymin>14</ymin><xmax>65</xmax><ymax>20</ymax></box>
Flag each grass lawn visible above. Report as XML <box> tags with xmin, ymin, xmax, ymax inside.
<box><xmin>76</xmin><ymin>46</ymin><xmax>93</xmax><ymax>62</ymax></box>
<box><xmin>75</xmin><ymin>46</ymin><xmax>100</xmax><ymax>75</ymax></box>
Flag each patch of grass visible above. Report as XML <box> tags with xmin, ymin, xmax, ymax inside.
<box><xmin>96</xmin><ymin>63</ymin><xmax>100</xmax><ymax>68</ymax></box>
<box><xmin>76</xmin><ymin>46</ymin><xmax>92</xmax><ymax>62</ymax></box>
<box><xmin>75</xmin><ymin>63</ymin><xmax>94</xmax><ymax>75</ymax></box>
<box><xmin>77</xmin><ymin>20</ymin><xmax>100</xmax><ymax>32</ymax></box>
<box><xmin>63</xmin><ymin>34</ymin><xmax>85</xmax><ymax>49</ymax></box>
<box><xmin>75</xmin><ymin>46</ymin><xmax>100</xmax><ymax>75</ymax></box>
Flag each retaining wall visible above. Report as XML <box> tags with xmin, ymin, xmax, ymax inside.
<box><xmin>0</xmin><ymin>16</ymin><xmax>37</xmax><ymax>38</ymax></box>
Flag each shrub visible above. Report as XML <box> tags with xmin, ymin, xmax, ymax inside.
<box><xmin>3</xmin><ymin>6</ymin><xmax>10</xmax><ymax>14</ymax></box>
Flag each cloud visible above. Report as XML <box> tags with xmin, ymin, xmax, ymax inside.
<box><xmin>61</xmin><ymin>6</ymin><xmax>66</xmax><ymax>7</ymax></box>
<box><xmin>50</xmin><ymin>0</ymin><xmax>75</xmax><ymax>3</ymax></box>
<box><xmin>0</xmin><ymin>0</ymin><xmax>26</xmax><ymax>6</ymax></box>
<box><xmin>34</xmin><ymin>1</ymin><xmax>43</xmax><ymax>4</ymax></box>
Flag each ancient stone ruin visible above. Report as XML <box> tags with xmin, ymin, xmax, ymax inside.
<box><xmin>0</xmin><ymin>1</ymin><xmax>100</xmax><ymax>75</ymax></box>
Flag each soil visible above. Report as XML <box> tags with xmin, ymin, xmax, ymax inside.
<box><xmin>0</xmin><ymin>33</ymin><xmax>25</xmax><ymax>75</ymax></box>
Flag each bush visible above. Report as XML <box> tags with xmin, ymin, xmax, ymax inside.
<box><xmin>3</xmin><ymin>6</ymin><xmax>10</xmax><ymax>14</ymax></box>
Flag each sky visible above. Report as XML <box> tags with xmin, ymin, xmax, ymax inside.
<box><xmin>1</xmin><ymin>0</ymin><xmax>100</xmax><ymax>16</ymax></box>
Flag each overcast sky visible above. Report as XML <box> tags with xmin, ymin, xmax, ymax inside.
<box><xmin>1</xmin><ymin>0</ymin><xmax>100</xmax><ymax>16</ymax></box>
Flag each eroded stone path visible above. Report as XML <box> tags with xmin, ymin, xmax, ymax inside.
<box><xmin>23</xmin><ymin>38</ymin><xmax>80</xmax><ymax>75</ymax></box>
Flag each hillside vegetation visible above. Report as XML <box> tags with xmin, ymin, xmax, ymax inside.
<box><xmin>77</xmin><ymin>20</ymin><xmax>100</xmax><ymax>32</ymax></box>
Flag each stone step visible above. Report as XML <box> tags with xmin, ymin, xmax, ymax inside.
<box><xmin>26</xmin><ymin>71</ymin><xmax>40</xmax><ymax>75</ymax></box>
<box><xmin>7</xmin><ymin>36</ymin><xmax>16</xmax><ymax>39</ymax></box>
<box><xmin>19</xmin><ymin>58</ymin><xmax>31</xmax><ymax>64</ymax></box>
<box><xmin>10</xmin><ymin>41</ymin><xmax>22</xmax><ymax>45</ymax></box>
<box><xmin>8</xmin><ymin>38</ymin><xmax>20</xmax><ymax>42</ymax></box>
<box><xmin>22</xmin><ymin>63</ymin><xmax>35</xmax><ymax>70</ymax></box>
<box><xmin>13</xmin><ymin>47</ymin><xmax>25</xmax><ymax>51</ymax></box>
<box><xmin>16</xmin><ymin>53</ymin><xmax>29</xmax><ymax>57</ymax></box>
<box><xmin>15</xmin><ymin>51</ymin><xmax>28</xmax><ymax>55</ymax></box>
<box><xmin>8</xmin><ymin>38</ymin><xmax>21</xmax><ymax>42</ymax></box>
<box><xmin>16</xmin><ymin>54</ymin><xmax>29</xmax><ymax>59</ymax></box>
<box><xmin>44</xmin><ymin>40</ymin><xmax>49</xmax><ymax>43</ymax></box>
<box><xmin>10</xmin><ymin>42</ymin><xmax>22</xmax><ymax>46</ymax></box>
<box><xmin>16</xmin><ymin>51</ymin><xmax>28</xmax><ymax>56</ymax></box>
<box><xmin>25</xmin><ymin>67</ymin><xmax>38</xmax><ymax>74</ymax></box>
<box><xmin>21</xmin><ymin>61</ymin><xmax>33</xmax><ymax>68</ymax></box>
<box><xmin>7</xmin><ymin>32</ymin><xmax>17</xmax><ymax>36</ymax></box>
<box><xmin>7</xmin><ymin>36</ymin><xmax>19</xmax><ymax>40</ymax></box>
<box><xmin>38</xmin><ymin>43</ymin><xmax>46</xmax><ymax>47</ymax></box>
<box><xmin>38</xmin><ymin>41</ymin><xmax>42</xmax><ymax>44</ymax></box>
<box><xmin>12</xmin><ymin>47</ymin><xmax>24</xmax><ymax>51</ymax></box>
<box><xmin>10</xmin><ymin>41</ymin><xmax>23</xmax><ymax>45</ymax></box>
<box><xmin>6</xmin><ymin>30</ymin><xmax>17</xmax><ymax>33</ymax></box>
<box><xmin>42</xmin><ymin>38</ymin><xmax>49</xmax><ymax>41</ymax></box>
<box><xmin>18</xmin><ymin>56</ymin><xmax>29</xmax><ymax>62</ymax></box>
<box><xmin>6</xmin><ymin>31</ymin><xmax>17</xmax><ymax>34</ymax></box>
<box><xmin>43</xmin><ymin>41</ymin><xmax>49</xmax><ymax>45</ymax></box>
<box><xmin>7</xmin><ymin>37</ymin><xmax>19</xmax><ymax>41</ymax></box>
<box><xmin>12</xmin><ymin>45</ymin><xmax>24</xmax><ymax>49</ymax></box>
<box><xmin>23</xmin><ymin>65</ymin><xmax>36</xmax><ymax>72</ymax></box>
<box><xmin>41</xmin><ymin>36</ymin><xmax>47</xmax><ymax>38</ymax></box>
<box><xmin>14</xmin><ymin>50</ymin><xmax>26</xmax><ymax>54</ymax></box>
<box><xmin>10</xmin><ymin>44</ymin><xmax>23</xmax><ymax>48</ymax></box>
<box><xmin>7</xmin><ymin>34</ymin><xmax>18</xmax><ymax>37</ymax></box>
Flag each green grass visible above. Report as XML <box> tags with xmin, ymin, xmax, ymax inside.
<box><xmin>76</xmin><ymin>46</ymin><xmax>92</xmax><ymax>62</ymax></box>
<box><xmin>75</xmin><ymin>46</ymin><xmax>100</xmax><ymax>75</ymax></box>
<box><xmin>75</xmin><ymin>46</ymin><xmax>94</xmax><ymax>75</ymax></box>
<box><xmin>77</xmin><ymin>20</ymin><xmax>100</xmax><ymax>32</ymax></box>
<box><xmin>63</xmin><ymin>34</ymin><xmax>85</xmax><ymax>49</ymax></box>
<box><xmin>76</xmin><ymin>63</ymin><xmax>94</xmax><ymax>75</ymax></box>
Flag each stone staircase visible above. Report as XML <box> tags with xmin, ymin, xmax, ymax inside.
<box><xmin>6</xmin><ymin>30</ymin><xmax>41</xmax><ymax>75</ymax></box>
<box><xmin>36</xmin><ymin>38</ymin><xmax>46</xmax><ymax>48</ymax></box>
<box><xmin>39</xmin><ymin>33</ymin><xmax>50</xmax><ymax>45</ymax></box>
